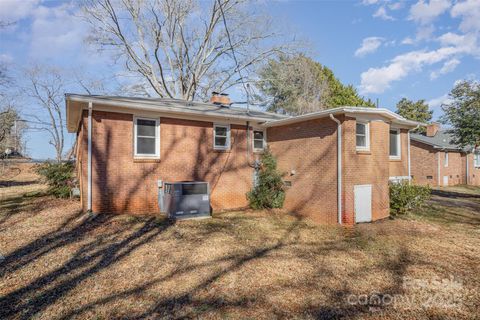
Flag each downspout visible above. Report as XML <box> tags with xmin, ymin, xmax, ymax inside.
<box><xmin>437</xmin><ymin>151</ymin><xmax>441</xmax><ymax>187</ymax></box>
<box><xmin>407</xmin><ymin>125</ymin><xmax>418</xmax><ymax>185</ymax></box>
<box><xmin>407</xmin><ymin>130</ymin><xmax>411</xmax><ymax>184</ymax></box>
<box><xmin>87</xmin><ymin>102</ymin><xmax>93</xmax><ymax>212</ymax></box>
<box><xmin>466</xmin><ymin>151</ymin><xmax>469</xmax><ymax>185</ymax></box>
<box><xmin>329</xmin><ymin>114</ymin><xmax>342</xmax><ymax>225</ymax></box>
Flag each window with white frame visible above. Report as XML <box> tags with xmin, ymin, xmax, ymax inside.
<box><xmin>356</xmin><ymin>121</ymin><xmax>370</xmax><ymax>151</ymax></box>
<box><xmin>474</xmin><ymin>152</ymin><xmax>480</xmax><ymax>168</ymax></box>
<box><xmin>134</xmin><ymin>117</ymin><xmax>160</xmax><ymax>158</ymax></box>
<box><xmin>444</xmin><ymin>152</ymin><xmax>448</xmax><ymax>167</ymax></box>
<box><xmin>253</xmin><ymin>130</ymin><xmax>265</xmax><ymax>152</ymax></box>
<box><xmin>213</xmin><ymin>123</ymin><xmax>230</xmax><ymax>150</ymax></box>
<box><xmin>389</xmin><ymin>128</ymin><xmax>401</xmax><ymax>159</ymax></box>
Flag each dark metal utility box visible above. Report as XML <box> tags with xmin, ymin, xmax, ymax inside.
<box><xmin>160</xmin><ymin>181</ymin><xmax>211</xmax><ymax>219</ymax></box>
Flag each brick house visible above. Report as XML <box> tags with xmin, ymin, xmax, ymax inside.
<box><xmin>66</xmin><ymin>94</ymin><xmax>421</xmax><ymax>225</ymax></box>
<box><xmin>410</xmin><ymin>123</ymin><xmax>480</xmax><ymax>187</ymax></box>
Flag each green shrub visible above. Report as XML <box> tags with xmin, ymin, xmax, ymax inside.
<box><xmin>36</xmin><ymin>162</ymin><xmax>75</xmax><ymax>198</ymax></box>
<box><xmin>247</xmin><ymin>149</ymin><xmax>285</xmax><ymax>209</ymax></box>
<box><xmin>389</xmin><ymin>181</ymin><xmax>431</xmax><ymax>216</ymax></box>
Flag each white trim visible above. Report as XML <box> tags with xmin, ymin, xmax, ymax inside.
<box><xmin>252</xmin><ymin>128</ymin><xmax>266</xmax><ymax>152</ymax></box>
<box><xmin>213</xmin><ymin>123</ymin><xmax>230</xmax><ymax>150</ymax></box>
<box><xmin>389</xmin><ymin>128</ymin><xmax>401</xmax><ymax>160</ymax></box>
<box><xmin>133</xmin><ymin>116</ymin><xmax>160</xmax><ymax>158</ymax></box>
<box><xmin>262</xmin><ymin>107</ymin><xmax>424</xmax><ymax>128</ymax></box>
<box><xmin>407</xmin><ymin>130</ymin><xmax>411</xmax><ymax>183</ymax></box>
<box><xmin>444</xmin><ymin>151</ymin><xmax>448</xmax><ymax>167</ymax></box>
<box><xmin>437</xmin><ymin>152</ymin><xmax>441</xmax><ymax>186</ymax></box>
<box><xmin>473</xmin><ymin>152</ymin><xmax>480</xmax><ymax>168</ymax></box>
<box><xmin>355</xmin><ymin>121</ymin><xmax>370</xmax><ymax>151</ymax></box>
<box><xmin>87</xmin><ymin>102</ymin><xmax>92</xmax><ymax>212</ymax></box>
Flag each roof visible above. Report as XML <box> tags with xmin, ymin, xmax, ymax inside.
<box><xmin>411</xmin><ymin>130</ymin><xmax>463</xmax><ymax>151</ymax></box>
<box><xmin>65</xmin><ymin>94</ymin><xmax>423</xmax><ymax>133</ymax></box>
<box><xmin>262</xmin><ymin>106</ymin><xmax>424</xmax><ymax>128</ymax></box>
<box><xmin>66</xmin><ymin>94</ymin><xmax>287</xmax><ymax>132</ymax></box>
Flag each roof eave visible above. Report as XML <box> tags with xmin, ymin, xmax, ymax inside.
<box><xmin>65</xmin><ymin>94</ymin><xmax>281</xmax><ymax>132</ymax></box>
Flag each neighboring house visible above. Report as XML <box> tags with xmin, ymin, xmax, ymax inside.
<box><xmin>410</xmin><ymin>123</ymin><xmax>480</xmax><ymax>187</ymax></box>
<box><xmin>66</xmin><ymin>94</ymin><xmax>420</xmax><ymax>225</ymax></box>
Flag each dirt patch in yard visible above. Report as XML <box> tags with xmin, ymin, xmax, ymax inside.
<box><xmin>0</xmin><ymin>187</ymin><xmax>479</xmax><ymax>319</ymax></box>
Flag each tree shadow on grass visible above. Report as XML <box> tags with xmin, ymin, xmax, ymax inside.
<box><xmin>0</xmin><ymin>215</ymin><xmax>175</xmax><ymax>319</ymax></box>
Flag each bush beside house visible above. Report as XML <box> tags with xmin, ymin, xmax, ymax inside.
<box><xmin>389</xmin><ymin>181</ymin><xmax>431</xmax><ymax>216</ymax></box>
<box><xmin>247</xmin><ymin>150</ymin><xmax>285</xmax><ymax>209</ymax></box>
<box><xmin>36</xmin><ymin>162</ymin><xmax>75</xmax><ymax>198</ymax></box>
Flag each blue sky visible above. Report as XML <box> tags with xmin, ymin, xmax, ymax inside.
<box><xmin>1</xmin><ymin>0</ymin><xmax>479</xmax><ymax>159</ymax></box>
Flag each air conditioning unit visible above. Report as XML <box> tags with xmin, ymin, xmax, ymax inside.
<box><xmin>159</xmin><ymin>181</ymin><xmax>211</xmax><ymax>219</ymax></box>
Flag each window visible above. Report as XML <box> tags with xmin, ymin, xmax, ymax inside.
<box><xmin>253</xmin><ymin>130</ymin><xmax>265</xmax><ymax>152</ymax></box>
<box><xmin>213</xmin><ymin>123</ymin><xmax>230</xmax><ymax>150</ymax></box>
<box><xmin>474</xmin><ymin>152</ymin><xmax>480</xmax><ymax>168</ymax></box>
<box><xmin>134</xmin><ymin>117</ymin><xmax>160</xmax><ymax>158</ymax></box>
<box><xmin>444</xmin><ymin>152</ymin><xmax>448</xmax><ymax>167</ymax></box>
<box><xmin>389</xmin><ymin>128</ymin><xmax>401</xmax><ymax>159</ymax></box>
<box><xmin>356</xmin><ymin>121</ymin><xmax>370</xmax><ymax>151</ymax></box>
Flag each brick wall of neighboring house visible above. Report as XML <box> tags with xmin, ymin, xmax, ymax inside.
<box><xmin>410</xmin><ymin>140</ymin><xmax>438</xmax><ymax>186</ymax></box>
<box><xmin>342</xmin><ymin>118</ymin><xmax>390</xmax><ymax>224</ymax></box>
<box><xmin>267</xmin><ymin>117</ymin><xmax>338</xmax><ymax>224</ymax></box>
<box><xmin>388</xmin><ymin>129</ymin><xmax>409</xmax><ymax>178</ymax></box>
<box><xmin>410</xmin><ymin>140</ymin><xmax>470</xmax><ymax>187</ymax></box>
<box><xmin>438</xmin><ymin>151</ymin><xmax>466</xmax><ymax>186</ymax></box>
<box><xmin>77</xmin><ymin>110</ymin><xmax>258</xmax><ymax>214</ymax></box>
<box><xmin>467</xmin><ymin>153</ymin><xmax>480</xmax><ymax>185</ymax></box>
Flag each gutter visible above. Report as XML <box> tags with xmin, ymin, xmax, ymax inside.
<box><xmin>264</xmin><ymin>107</ymin><xmax>424</xmax><ymax>128</ymax></box>
<box><xmin>87</xmin><ymin>102</ymin><xmax>92</xmax><ymax>212</ymax></box>
<box><xmin>407</xmin><ymin>125</ymin><xmax>419</xmax><ymax>184</ymax></box>
<box><xmin>329</xmin><ymin>114</ymin><xmax>342</xmax><ymax>225</ymax></box>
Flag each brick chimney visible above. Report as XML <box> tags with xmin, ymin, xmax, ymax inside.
<box><xmin>210</xmin><ymin>92</ymin><xmax>231</xmax><ymax>106</ymax></box>
<box><xmin>426</xmin><ymin>122</ymin><xmax>440</xmax><ymax>137</ymax></box>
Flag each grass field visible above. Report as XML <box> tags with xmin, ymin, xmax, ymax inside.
<box><xmin>0</xmin><ymin>166</ymin><xmax>479</xmax><ymax>319</ymax></box>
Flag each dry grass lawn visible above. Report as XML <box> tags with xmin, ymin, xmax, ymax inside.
<box><xmin>0</xmin><ymin>170</ymin><xmax>479</xmax><ymax>319</ymax></box>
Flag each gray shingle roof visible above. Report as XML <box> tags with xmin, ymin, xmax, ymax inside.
<box><xmin>66</xmin><ymin>94</ymin><xmax>287</xmax><ymax>121</ymax></box>
<box><xmin>411</xmin><ymin>130</ymin><xmax>462</xmax><ymax>150</ymax></box>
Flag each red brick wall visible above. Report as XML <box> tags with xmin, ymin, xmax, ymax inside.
<box><xmin>467</xmin><ymin>153</ymin><xmax>480</xmax><ymax>186</ymax></box>
<box><xmin>410</xmin><ymin>141</ymin><xmax>469</xmax><ymax>186</ymax></box>
<box><xmin>77</xmin><ymin>110</ymin><xmax>257</xmax><ymax>214</ymax></box>
<box><xmin>410</xmin><ymin>140</ymin><xmax>438</xmax><ymax>186</ymax></box>
<box><xmin>388</xmin><ymin>129</ymin><xmax>409</xmax><ymax>178</ymax></box>
<box><xmin>267</xmin><ymin>117</ymin><xmax>338</xmax><ymax>224</ymax></box>
<box><xmin>268</xmin><ymin>116</ymin><xmax>391</xmax><ymax>225</ymax></box>
<box><xmin>342</xmin><ymin>118</ymin><xmax>390</xmax><ymax>224</ymax></box>
<box><xmin>439</xmin><ymin>151</ymin><xmax>466</xmax><ymax>186</ymax></box>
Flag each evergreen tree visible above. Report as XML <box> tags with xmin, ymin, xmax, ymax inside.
<box><xmin>257</xmin><ymin>54</ymin><xmax>375</xmax><ymax>115</ymax></box>
<box><xmin>395</xmin><ymin>98</ymin><xmax>433</xmax><ymax>133</ymax></box>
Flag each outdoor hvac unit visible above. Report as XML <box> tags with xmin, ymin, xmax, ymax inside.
<box><xmin>159</xmin><ymin>181</ymin><xmax>211</xmax><ymax>219</ymax></box>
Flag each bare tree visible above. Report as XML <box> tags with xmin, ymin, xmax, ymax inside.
<box><xmin>22</xmin><ymin>66</ymin><xmax>66</xmax><ymax>162</ymax></box>
<box><xmin>82</xmin><ymin>0</ymin><xmax>291</xmax><ymax>100</ymax></box>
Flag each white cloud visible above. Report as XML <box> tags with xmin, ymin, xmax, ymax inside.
<box><xmin>0</xmin><ymin>0</ymin><xmax>39</xmax><ymax>21</ymax></box>
<box><xmin>362</xmin><ymin>0</ymin><xmax>380</xmax><ymax>4</ymax></box>
<box><xmin>430</xmin><ymin>58</ymin><xmax>460</xmax><ymax>79</ymax></box>
<box><xmin>451</xmin><ymin>0</ymin><xmax>480</xmax><ymax>33</ymax></box>
<box><xmin>29</xmin><ymin>4</ymin><xmax>88</xmax><ymax>61</ymax></box>
<box><xmin>359</xmin><ymin>46</ymin><xmax>466</xmax><ymax>94</ymax></box>
<box><xmin>373</xmin><ymin>6</ymin><xmax>395</xmax><ymax>20</ymax></box>
<box><xmin>409</xmin><ymin>0</ymin><xmax>451</xmax><ymax>25</ymax></box>
<box><xmin>354</xmin><ymin>37</ymin><xmax>384</xmax><ymax>57</ymax></box>
<box><xmin>437</xmin><ymin>32</ymin><xmax>479</xmax><ymax>56</ymax></box>
<box><xmin>402</xmin><ymin>37</ymin><xmax>415</xmax><ymax>45</ymax></box>
<box><xmin>428</xmin><ymin>93</ymin><xmax>451</xmax><ymax>109</ymax></box>
<box><xmin>0</xmin><ymin>53</ymin><xmax>13</xmax><ymax>63</ymax></box>
<box><xmin>389</xmin><ymin>2</ymin><xmax>404</xmax><ymax>10</ymax></box>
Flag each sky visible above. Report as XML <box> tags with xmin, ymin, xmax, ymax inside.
<box><xmin>0</xmin><ymin>0</ymin><xmax>479</xmax><ymax>159</ymax></box>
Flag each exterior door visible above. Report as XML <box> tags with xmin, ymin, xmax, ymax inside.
<box><xmin>354</xmin><ymin>184</ymin><xmax>372</xmax><ymax>223</ymax></box>
<box><xmin>443</xmin><ymin>176</ymin><xmax>449</xmax><ymax>186</ymax></box>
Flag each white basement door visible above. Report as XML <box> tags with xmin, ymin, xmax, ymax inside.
<box><xmin>354</xmin><ymin>184</ymin><xmax>372</xmax><ymax>223</ymax></box>
<box><xmin>443</xmin><ymin>176</ymin><xmax>449</xmax><ymax>186</ymax></box>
